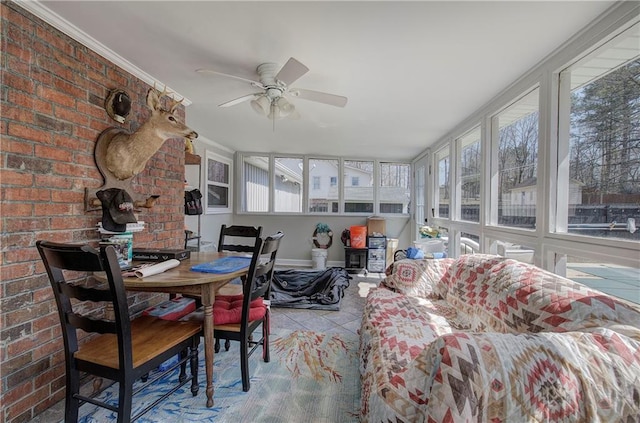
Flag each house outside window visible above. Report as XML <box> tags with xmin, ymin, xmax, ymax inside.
<box><xmin>308</xmin><ymin>158</ymin><xmax>339</xmax><ymax>213</ymax></box>
<box><xmin>379</xmin><ymin>162</ymin><xmax>411</xmax><ymax>215</ymax></box>
<box><xmin>344</xmin><ymin>160</ymin><xmax>373</xmax><ymax>213</ymax></box>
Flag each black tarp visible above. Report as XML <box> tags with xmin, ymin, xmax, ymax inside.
<box><xmin>270</xmin><ymin>267</ymin><xmax>351</xmax><ymax>310</ymax></box>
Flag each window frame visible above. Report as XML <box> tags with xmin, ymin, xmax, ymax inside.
<box><xmin>237</xmin><ymin>153</ymin><xmax>411</xmax><ymax>216</ymax></box>
<box><xmin>204</xmin><ymin>151</ymin><xmax>233</xmax><ymax>214</ymax></box>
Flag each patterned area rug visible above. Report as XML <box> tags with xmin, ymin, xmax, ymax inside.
<box><xmin>77</xmin><ymin>329</ymin><xmax>360</xmax><ymax>422</ymax></box>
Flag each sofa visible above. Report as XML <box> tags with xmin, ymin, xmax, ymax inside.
<box><xmin>359</xmin><ymin>254</ymin><xmax>640</xmax><ymax>422</ymax></box>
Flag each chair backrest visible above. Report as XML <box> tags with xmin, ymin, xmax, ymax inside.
<box><xmin>218</xmin><ymin>225</ymin><xmax>263</xmax><ymax>254</ymax></box>
<box><xmin>36</xmin><ymin>240</ymin><xmax>134</xmax><ymax>370</ymax></box>
<box><xmin>242</xmin><ymin>232</ymin><xmax>285</xmax><ymax>323</ymax></box>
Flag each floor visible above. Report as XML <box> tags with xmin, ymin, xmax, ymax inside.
<box><xmin>27</xmin><ymin>268</ymin><xmax>384</xmax><ymax>423</ymax></box>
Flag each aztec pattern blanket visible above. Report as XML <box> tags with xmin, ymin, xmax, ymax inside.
<box><xmin>359</xmin><ymin>255</ymin><xmax>640</xmax><ymax>422</ymax></box>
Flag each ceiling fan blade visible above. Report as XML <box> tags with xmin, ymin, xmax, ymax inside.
<box><xmin>290</xmin><ymin>88</ymin><xmax>348</xmax><ymax>107</ymax></box>
<box><xmin>275</xmin><ymin>57</ymin><xmax>309</xmax><ymax>86</ymax></box>
<box><xmin>218</xmin><ymin>93</ymin><xmax>259</xmax><ymax>108</ymax></box>
<box><xmin>196</xmin><ymin>68</ymin><xmax>265</xmax><ymax>89</ymax></box>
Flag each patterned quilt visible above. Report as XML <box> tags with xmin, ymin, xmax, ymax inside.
<box><xmin>359</xmin><ymin>255</ymin><xmax>640</xmax><ymax>422</ymax></box>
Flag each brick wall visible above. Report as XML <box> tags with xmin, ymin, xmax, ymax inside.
<box><xmin>1</xmin><ymin>3</ymin><xmax>189</xmax><ymax>422</ymax></box>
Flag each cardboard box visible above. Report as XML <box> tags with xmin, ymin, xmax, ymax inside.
<box><xmin>132</xmin><ymin>249</ymin><xmax>190</xmax><ymax>262</ymax></box>
<box><xmin>367</xmin><ymin>217</ymin><xmax>386</xmax><ymax>236</ymax></box>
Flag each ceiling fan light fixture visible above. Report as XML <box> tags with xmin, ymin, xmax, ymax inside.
<box><xmin>275</xmin><ymin>97</ymin><xmax>295</xmax><ymax>118</ymax></box>
<box><xmin>250</xmin><ymin>95</ymin><xmax>270</xmax><ymax>116</ymax></box>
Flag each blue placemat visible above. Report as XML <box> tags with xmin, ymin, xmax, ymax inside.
<box><xmin>191</xmin><ymin>256</ymin><xmax>252</xmax><ymax>274</ymax></box>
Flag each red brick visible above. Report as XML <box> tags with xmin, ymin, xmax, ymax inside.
<box><xmin>7</xmin><ymin>123</ymin><xmax>51</xmax><ymax>143</ymax></box>
<box><xmin>2</xmin><ymin>379</ymin><xmax>33</xmax><ymax>408</ymax></box>
<box><xmin>4</xmin><ymin>217</ymin><xmax>49</xmax><ymax>233</ymax></box>
<box><xmin>33</xmin><ymin>174</ymin><xmax>73</xmax><ymax>190</ymax></box>
<box><xmin>2</xmin><ymin>72</ymin><xmax>36</xmax><ymax>93</ymax></box>
<box><xmin>51</xmin><ymin>190</ymin><xmax>84</xmax><ymax>204</ymax></box>
<box><xmin>3</xmin><ymin>187</ymin><xmax>51</xmax><ymax>202</ymax></box>
<box><xmin>3</xmin><ymin>302</ymin><xmax>51</xmax><ymax>328</ymax></box>
<box><xmin>35</xmin><ymin>26</ymin><xmax>75</xmax><ymax>57</ymax></box>
<box><xmin>33</xmin><ymin>203</ymin><xmax>73</xmax><ymax>216</ymax></box>
<box><xmin>7</xmin><ymin>90</ymin><xmax>52</xmax><ymax>114</ymax></box>
<box><xmin>51</xmin><ymin>162</ymin><xmax>90</xmax><ymax>178</ymax></box>
<box><xmin>49</xmin><ymin>216</ymin><xmax>91</xmax><ymax>230</ymax></box>
<box><xmin>1</xmin><ymin>170</ymin><xmax>34</xmax><ymax>187</ymax></box>
<box><xmin>1</xmin><ymin>104</ymin><xmax>34</xmax><ymax>123</ymax></box>
<box><xmin>0</xmin><ymin>202</ymin><xmax>32</xmax><ymax>217</ymax></box>
<box><xmin>51</xmin><ymin>76</ymin><xmax>86</xmax><ymax>100</ymax></box>
<box><xmin>36</xmin><ymin>86</ymin><xmax>75</xmax><ymax>108</ymax></box>
<box><xmin>0</xmin><ymin>262</ymin><xmax>34</xmax><ymax>281</ymax></box>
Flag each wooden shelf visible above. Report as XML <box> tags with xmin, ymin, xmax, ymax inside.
<box><xmin>185</xmin><ymin>153</ymin><xmax>201</xmax><ymax>165</ymax></box>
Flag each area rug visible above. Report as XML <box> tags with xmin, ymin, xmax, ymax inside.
<box><xmin>270</xmin><ymin>267</ymin><xmax>351</xmax><ymax>311</ymax></box>
<box><xmin>76</xmin><ymin>328</ymin><xmax>360</xmax><ymax>422</ymax></box>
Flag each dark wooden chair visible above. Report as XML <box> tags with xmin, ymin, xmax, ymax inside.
<box><xmin>213</xmin><ymin>224</ymin><xmax>263</xmax><ymax>350</ymax></box>
<box><xmin>212</xmin><ymin>231</ymin><xmax>284</xmax><ymax>391</ymax></box>
<box><xmin>218</xmin><ymin>224</ymin><xmax>263</xmax><ymax>253</ymax></box>
<box><xmin>36</xmin><ymin>240</ymin><xmax>202</xmax><ymax>423</ymax></box>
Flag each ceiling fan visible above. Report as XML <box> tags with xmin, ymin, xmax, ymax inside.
<box><xmin>196</xmin><ymin>57</ymin><xmax>348</xmax><ymax>121</ymax></box>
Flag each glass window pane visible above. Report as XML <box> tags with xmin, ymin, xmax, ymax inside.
<box><xmin>460</xmin><ymin>232</ymin><xmax>480</xmax><ymax>255</ymax></box>
<box><xmin>496</xmin><ymin>88</ymin><xmax>539</xmax><ymax>229</ymax></box>
<box><xmin>563</xmin><ymin>23</ymin><xmax>640</xmax><ymax>243</ymax></box>
<box><xmin>458</xmin><ymin>127</ymin><xmax>482</xmax><ymax>223</ymax></box>
<box><xmin>344</xmin><ymin>160</ymin><xmax>373</xmax><ymax>213</ymax></box>
<box><xmin>308</xmin><ymin>158</ymin><xmax>339</xmax><ymax>213</ymax></box>
<box><xmin>379</xmin><ymin>162</ymin><xmax>410</xmax><ymax>215</ymax></box>
<box><xmin>563</xmin><ymin>255</ymin><xmax>639</xmax><ymax>305</ymax></box>
<box><xmin>488</xmin><ymin>237</ymin><xmax>536</xmax><ymax>264</ymax></box>
<box><xmin>436</xmin><ymin>147</ymin><xmax>450</xmax><ymax>218</ymax></box>
<box><xmin>274</xmin><ymin>157</ymin><xmax>302</xmax><ymax>212</ymax></box>
<box><xmin>242</xmin><ymin>155</ymin><xmax>269</xmax><ymax>213</ymax></box>
<box><xmin>206</xmin><ymin>152</ymin><xmax>232</xmax><ymax>214</ymax></box>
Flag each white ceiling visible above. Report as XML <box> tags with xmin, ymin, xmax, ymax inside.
<box><xmin>30</xmin><ymin>1</ymin><xmax>615</xmax><ymax>161</ymax></box>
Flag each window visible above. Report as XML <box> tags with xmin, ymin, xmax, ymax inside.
<box><xmin>493</xmin><ymin>88</ymin><xmax>539</xmax><ymax>229</ymax></box>
<box><xmin>344</xmin><ymin>160</ymin><xmax>373</xmax><ymax>214</ymax></box>
<box><xmin>309</xmin><ymin>158</ymin><xmax>339</xmax><ymax>213</ymax></box>
<box><xmin>457</xmin><ymin>127</ymin><xmax>481</xmax><ymax>223</ymax></box>
<box><xmin>379</xmin><ymin>162</ymin><xmax>410</xmax><ymax>215</ymax></box>
<box><xmin>560</xmin><ymin>254</ymin><xmax>639</xmax><ymax>304</ymax></box>
<box><xmin>242</xmin><ymin>155</ymin><xmax>269</xmax><ymax>213</ymax></box>
<box><xmin>239</xmin><ymin>155</ymin><xmax>408</xmax><ymax>215</ymax></box>
<box><xmin>487</xmin><ymin>236</ymin><xmax>536</xmax><ymax>264</ymax></box>
<box><xmin>274</xmin><ymin>157</ymin><xmax>302</xmax><ymax>212</ymax></box>
<box><xmin>435</xmin><ymin>147</ymin><xmax>450</xmax><ymax>218</ymax></box>
<box><xmin>558</xmin><ymin>22</ymin><xmax>640</xmax><ymax>243</ymax></box>
<box><xmin>205</xmin><ymin>152</ymin><xmax>232</xmax><ymax>214</ymax></box>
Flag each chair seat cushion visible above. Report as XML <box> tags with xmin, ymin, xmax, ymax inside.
<box><xmin>213</xmin><ymin>295</ymin><xmax>266</xmax><ymax>325</ymax></box>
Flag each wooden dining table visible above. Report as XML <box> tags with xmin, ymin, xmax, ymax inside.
<box><xmin>97</xmin><ymin>251</ymin><xmax>248</xmax><ymax>408</ymax></box>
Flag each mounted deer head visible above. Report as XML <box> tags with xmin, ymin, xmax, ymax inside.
<box><xmin>103</xmin><ymin>87</ymin><xmax>198</xmax><ymax>180</ymax></box>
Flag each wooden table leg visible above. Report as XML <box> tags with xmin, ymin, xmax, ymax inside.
<box><xmin>202</xmin><ymin>286</ymin><xmax>215</xmax><ymax>407</ymax></box>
